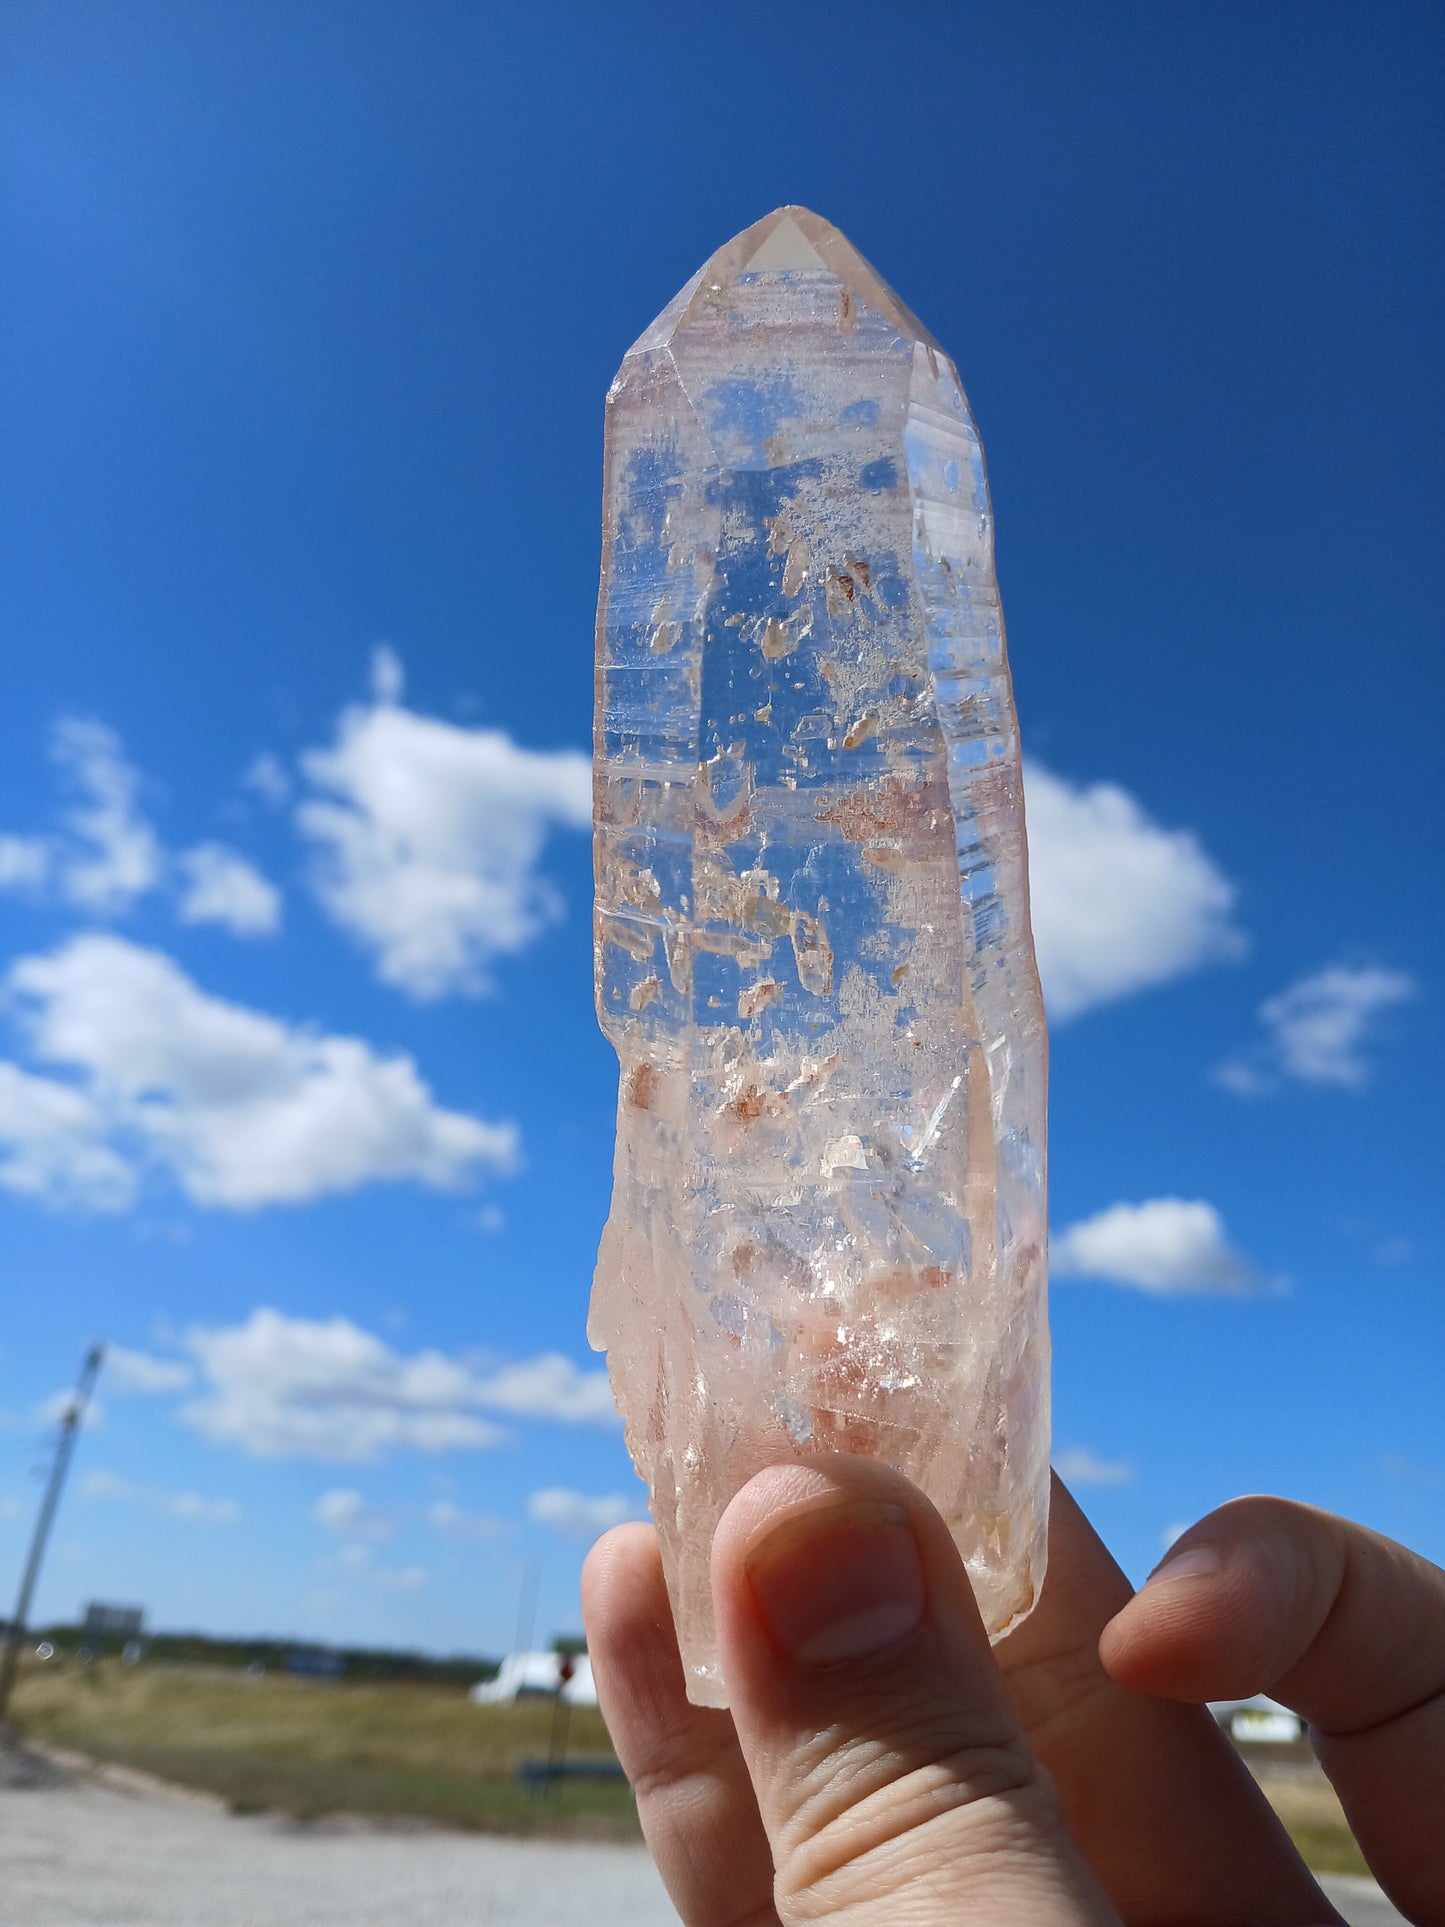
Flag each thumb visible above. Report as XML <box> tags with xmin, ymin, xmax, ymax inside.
<box><xmin>711</xmin><ymin>1456</ymin><xmax>1118</xmax><ymax>1925</ymax></box>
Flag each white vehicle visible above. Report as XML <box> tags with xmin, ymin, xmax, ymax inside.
<box><xmin>470</xmin><ymin>1651</ymin><xmax>597</xmax><ymax>1707</ymax></box>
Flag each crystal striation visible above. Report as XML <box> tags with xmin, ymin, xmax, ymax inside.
<box><xmin>590</xmin><ymin>207</ymin><xmax>1049</xmax><ymax>1706</ymax></box>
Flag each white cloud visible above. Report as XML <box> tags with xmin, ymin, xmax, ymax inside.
<box><xmin>104</xmin><ymin>1346</ymin><xmax>194</xmax><ymax>1395</ymax></box>
<box><xmin>0</xmin><ymin>835</ymin><xmax>50</xmax><ymax>892</ymax></box>
<box><xmin>1053</xmin><ymin>1197</ymin><xmax>1260</xmax><ymax>1296</ymax></box>
<box><xmin>313</xmin><ymin>1488</ymin><xmax>393</xmax><ymax>1541</ymax></box>
<box><xmin>177</xmin><ymin>843</ymin><xmax>282</xmax><ymax>937</ymax></box>
<box><xmin>0</xmin><ymin>717</ymin><xmax>282</xmax><ymax>942</ymax></box>
<box><xmin>381</xmin><ymin>1565</ymin><xmax>430</xmax><ymax>1593</ymax></box>
<box><xmin>5</xmin><ymin>934</ymin><xmax>515</xmax><ymax>1209</ymax></box>
<box><xmin>370</xmin><ymin>641</ymin><xmax>405</xmax><ymax>705</ymax></box>
<box><xmin>51</xmin><ymin>716</ymin><xmax>164</xmax><ymax>914</ymax></box>
<box><xmin>528</xmin><ymin>1488</ymin><xmax>636</xmax><ymax>1541</ymax></box>
<box><xmin>472</xmin><ymin>1354</ymin><xmax>619</xmax><ymax>1426</ymax></box>
<box><xmin>242</xmin><ymin>752</ymin><xmax>291</xmax><ymax>807</ymax></box>
<box><xmin>166</xmin><ymin>1492</ymin><xmax>240</xmax><ymax>1523</ymax></box>
<box><xmin>1054</xmin><ymin>1447</ymin><xmax>1135</xmax><ymax>1487</ymax></box>
<box><xmin>1023</xmin><ymin>759</ymin><xmax>1244</xmax><ymax>1022</ymax></box>
<box><xmin>324</xmin><ymin>1540</ymin><xmax>428</xmax><ymax>1591</ymax></box>
<box><xmin>427</xmin><ymin>1499</ymin><xmax>508</xmax><ymax>1542</ymax></box>
<box><xmin>178</xmin><ymin>1308</ymin><xmax>616</xmax><ymax>1463</ymax></box>
<box><xmin>37</xmin><ymin>1389</ymin><xmax>104</xmax><ymax>1430</ymax></box>
<box><xmin>0</xmin><ymin>1060</ymin><xmax>136</xmax><ymax>1211</ymax></box>
<box><xmin>184</xmin><ymin>1310</ymin><xmax>507</xmax><ymax>1462</ymax></box>
<box><xmin>1214</xmin><ymin>963</ymin><xmax>1417</xmax><ymax>1094</ymax></box>
<box><xmin>80</xmin><ymin>1467</ymin><xmax>240</xmax><ymax>1524</ymax></box>
<box><xmin>296</xmin><ymin>648</ymin><xmax>591</xmax><ymax>999</ymax></box>
<box><xmin>1210</xmin><ymin>1058</ymin><xmax>1272</xmax><ymax>1099</ymax></box>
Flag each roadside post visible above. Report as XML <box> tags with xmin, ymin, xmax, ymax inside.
<box><xmin>545</xmin><ymin>1651</ymin><xmax>575</xmax><ymax>1794</ymax></box>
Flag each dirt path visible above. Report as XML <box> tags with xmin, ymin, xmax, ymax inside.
<box><xmin>0</xmin><ymin>1755</ymin><xmax>1406</xmax><ymax>1926</ymax></box>
<box><xmin>0</xmin><ymin>1770</ymin><xmax>676</xmax><ymax>1926</ymax></box>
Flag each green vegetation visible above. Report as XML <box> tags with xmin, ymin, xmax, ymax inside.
<box><xmin>30</xmin><ymin>1621</ymin><xmax>497</xmax><ymax>1688</ymax></box>
<box><xmin>10</xmin><ymin>1653</ymin><xmax>636</xmax><ymax>1838</ymax></box>
<box><xmin>1249</xmin><ymin>1765</ymin><xmax>1370</xmax><ymax>1879</ymax></box>
<box><xmin>10</xmin><ymin>1655</ymin><xmax>1370</xmax><ymax>1876</ymax></box>
<box><xmin>1280</xmin><ymin>1820</ymin><xmax>1370</xmax><ymax>1879</ymax></box>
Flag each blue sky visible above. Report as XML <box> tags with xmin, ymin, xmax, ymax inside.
<box><xmin>1</xmin><ymin>3</ymin><xmax>1440</xmax><ymax>1658</ymax></box>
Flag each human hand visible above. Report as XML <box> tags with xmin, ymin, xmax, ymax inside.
<box><xmin>582</xmin><ymin>1455</ymin><xmax>1445</xmax><ymax>1924</ymax></box>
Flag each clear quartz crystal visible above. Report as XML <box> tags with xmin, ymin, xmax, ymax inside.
<box><xmin>590</xmin><ymin>207</ymin><xmax>1049</xmax><ymax>1707</ymax></box>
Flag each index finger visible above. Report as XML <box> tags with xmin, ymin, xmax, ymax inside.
<box><xmin>1100</xmin><ymin>1497</ymin><xmax>1445</xmax><ymax>1923</ymax></box>
<box><xmin>998</xmin><ymin>1478</ymin><xmax>1337</xmax><ymax>1924</ymax></box>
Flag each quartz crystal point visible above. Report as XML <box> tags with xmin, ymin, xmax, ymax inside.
<box><xmin>590</xmin><ymin>207</ymin><xmax>1049</xmax><ymax>1706</ymax></box>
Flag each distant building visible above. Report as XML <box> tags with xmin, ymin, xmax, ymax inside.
<box><xmin>82</xmin><ymin>1603</ymin><xmax>144</xmax><ymax>1639</ymax></box>
<box><xmin>470</xmin><ymin>1651</ymin><xmax>598</xmax><ymax>1707</ymax></box>
<box><xmin>1209</xmin><ymin>1694</ymin><xmax>1305</xmax><ymax>1744</ymax></box>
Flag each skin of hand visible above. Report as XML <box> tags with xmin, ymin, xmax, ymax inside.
<box><xmin>582</xmin><ymin>1456</ymin><xmax>1445</xmax><ymax>1927</ymax></box>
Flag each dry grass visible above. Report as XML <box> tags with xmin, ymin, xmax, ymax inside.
<box><xmin>10</xmin><ymin>1658</ymin><xmax>1372</xmax><ymax>1874</ymax></box>
<box><xmin>10</xmin><ymin>1655</ymin><xmax>638</xmax><ymax>1837</ymax></box>
<box><xmin>1247</xmin><ymin>1757</ymin><xmax>1371</xmax><ymax>1879</ymax></box>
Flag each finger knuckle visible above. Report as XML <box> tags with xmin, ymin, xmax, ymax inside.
<box><xmin>767</xmin><ymin>1698</ymin><xmax>1048</xmax><ymax>1912</ymax></box>
<box><xmin>626</xmin><ymin>1717</ymin><xmax>741</xmax><ymax>1803</ymax></box>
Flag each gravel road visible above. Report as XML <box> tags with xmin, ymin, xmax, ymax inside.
<box><xmin>0</xmin><ymin>1770</ymin><xmax>676</xmax><ymax>1926</ymax></box>
<box><xmin>0</xmin><ymin>1756</ymin><xmax>1406</xmax><ymax>1926</ymax></box>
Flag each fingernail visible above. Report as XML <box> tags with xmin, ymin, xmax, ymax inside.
<box><xmin>1143</xmin><ymin>1543</ymin><xmax>1223</xmax><ymax>1589</ymax></box>
<box><xmin>744</xmin><ymin>1501</ymin><xmax>926</xmax><ymax>1667</ymax></box>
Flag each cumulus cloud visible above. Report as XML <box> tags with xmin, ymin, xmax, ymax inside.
<box><xmin>292</xmin><ymin>678</ymin><xmax>1229</xmax><ymax>1018</ymax></box>
<box><xmin>1054</xmin><ymin>1447</ymin><xmax>1135</xmax><ymax>1487</ymax></box>
<box><xmin>336</xmin><ymin>1546</ymin><xmax>429</xmax><ymax>1591</ymax></box>
<box><xmin>1</xmin><ymin>717</ymin><xmax>283</xmax><ymax>935</ymax></box>
<box><xmin>1023</xmin><ymin>759</ymin><xmax>1244</xmax><ymax>1022</ymax></box>
<box><xmin>51</xmin><ymin>716</ymin><xmax>165</xmax><ymax>914</ymax></box>
<box><xmin>470</xmin><ymin>1354</ymin><xmax>619</xmax><ymax>1426</ymax></box>
<box><xmin>1214</xmin><ymin>963</ymin><xmax>1417</xmax><ymax>1095</ymax></box>
<box><xmin>528</xmin><ymin>1488</ymin><xmax>636</xmax><ymax>1541</ymax></box>
<box><xmin>1053</xmin><ymin>1198</ymin><xmax>1261</xmax><ymax>1296</ymax></box>
<box><xmin>80</xmin><ymin>1466</ymin><xmax>240</xmax><ymax>1524</ymax></box>
<box><xmin>242</xmin><ymin>752</ymin><xmax>292</xmax><ymax>807</ymax></box>
<box><xmin>178</xmin><ymin>1308</ymin><xmax>617</xmax><ymax>1463</ymax></box>
<box><xmin>177</xmin><ymin>843</ymin><xmax>282</xmax><ymax>937</ymax></box>
<box><xmin>313</xmin><ymin>1488</ymin><xmax>393</xmax><ymax>1540</ymax></box>
<box><xmin>427</xmin><ymin>1499</ymin><xmax>508</xmax><ymax>1542</ymax></box>
<box><xmin>104</xmin><ymin>1346</ymin><xmax>195</xmax><ymax>1395</ymax></box>
<box><xmin>382</xmin><ymin>1565</ymin><xmax>430</xmax><ymax>1592</ymax></box>
<box><xmin>3</xmin><ymin>934</ymin><xmax>515</xmax><ymax>1210</ymax></box>
<box><xmin>0</xmin><ymin>1060</ymin><xmax>136</xmax><ymax>1211</ymax></box>
<box><xmin>0</xmin><ymin>835</ymin><xmax>50</xmax><ymax>892</ymax></box>
<box><xmin>296</xmin><ymin>648</ymin><xmax>591</xmax><ymax>999</ymax></box>
<box><xmin>184</xmin><ymin>1310</ymin><xmax>507</xmax><ymax>1461</ymax></box>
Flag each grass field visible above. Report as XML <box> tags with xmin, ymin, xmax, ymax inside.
<box><xmin>10</xmin><ymin>1655</ymin><xmax>639</xmax><ymax>1838</ymax></box>
<box><xmin>10</xmin><ymin>1656</ymin><xmax>1368</xmax><ymax>1874</ymax></box>
<box><xmin>1237</xmin><ymin>1744</ymin><xmax>1370</xmax><ymax>1879</ymax></box>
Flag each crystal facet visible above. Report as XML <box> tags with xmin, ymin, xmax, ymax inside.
<box><xmin>590</xmin><ymin>207</ymin><xmax>1049</xmax><ymax>1706</ymax></box>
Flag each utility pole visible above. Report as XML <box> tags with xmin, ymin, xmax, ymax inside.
<box><xmin>513</xmin><ymin>1559</ymin><xmax>538</xmax><ymax>1657</ymax></box>
<box><xmin>0</xmin><ymin>1342</ymin><xmax>105</xmax><ymax>1728</ymax></box>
